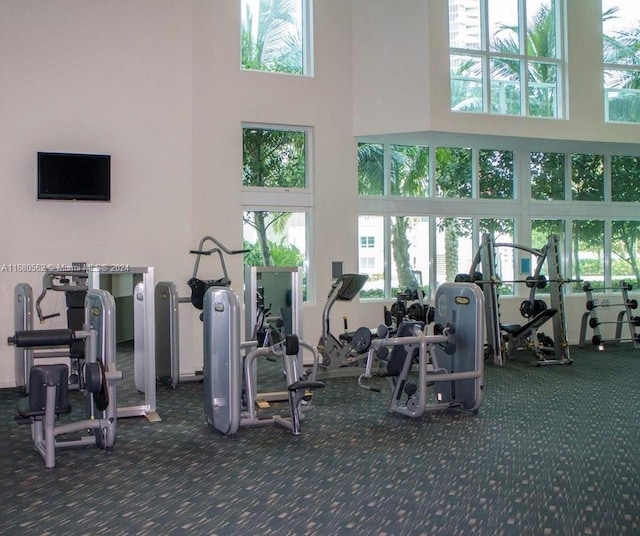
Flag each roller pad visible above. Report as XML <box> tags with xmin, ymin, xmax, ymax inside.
<box><xmin>9</xmin><ymin>329</ymin><xmax>74</xmax><ymax>348</ymax></box>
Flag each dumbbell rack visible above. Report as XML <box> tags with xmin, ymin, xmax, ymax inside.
<box><xmin>579</xmin><ymin>281</ymin><xmax>640</xmax><ymax>348</ymax></box>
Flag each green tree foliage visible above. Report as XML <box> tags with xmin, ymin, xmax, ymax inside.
<box><xmin>531</xmin><ymin>152</ymin><xmax>564</xmax><ymax>200</ymax></box>
<box><xmin>435</xmin><ymin>147</ymin><xmax>472</xmax><ymax>198</ymax></box>
<box><xmin>611</xmin><ymin>155</ymin><xmax>640</xmax><ymax>202</ymax></box>
<box><xmin>243</xmin><ymin>239</ymin><xmax>304</xmax><ymax>267</ymax></box>
<box><xmin>479</xmin><ymin>149</ymin><xmax>514</xmax><ymax>199</ymax></box>
<box><xmin>357</xmin><ymin>143</ymin><xmax>384</xmax><ymax>195</ymax></box>
<box><xmin>571</xmin><ymin>154</ymin><xmax>603</xmax><ymax>201</ymax></box>
<box><xmin>243</xmin><ymin>128</ymin><xmax>305</xmax><ymax>188</ymax></box>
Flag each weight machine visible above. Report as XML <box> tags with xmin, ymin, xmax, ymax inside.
<box><xmin>14</xmin><ymin>269</ymin><xmax>89</xmax><ymax>393</ymax></box>
<box><xmin>200</xmin><ymin>239</ymin><xmax>323</xmax><ymax>436</ymax></box>
<box><xmin>155</xmin><ymin>235</ymin><xmax>248</xmax><ymax>388</ymax></box>
<box><xmin>8</xmin><ymin>289</ymin><xmax>122</xmax><ymax>468</ymax></box>
<box><xmin>358</xmin><ymin>282</ymin><xmax>485</xmax><ymax>418</ymax></box>
<box><xmin>463</xmin><ymin>233</ymin><xmax>572</xmax><ymax>366</ymax></box>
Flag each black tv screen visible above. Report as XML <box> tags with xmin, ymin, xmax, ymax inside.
<box><xmin>37</xmin><ymin>152</ymin><xmax>111</xmax><ymax>202</ymax></box>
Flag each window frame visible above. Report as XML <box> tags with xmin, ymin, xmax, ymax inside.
<box><xmin>242</xmin><ymin>123</ymin><xmax>314</xmax><ymax>302</ymax></box>
<box><xmin>449</xmin><ymin>0</ymin><xmax>566</xmax><ymax>118</ymax></box>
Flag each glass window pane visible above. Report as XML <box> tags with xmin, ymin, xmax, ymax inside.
<box><xmin>358</xmin><ymin>215</ymin><xmax>385</xmax><ymax>299</ymax></box>
<box><xmin>532</xmin><ymin>219</ymin><xmax>564</xmax><ymax>251</ymax></box>
<box><xmin>243</xmin><ymin>210</ymin><xmax>307</xmax><ymax>298</ymax></box>
<box><xmin>450</xmin><ymin>54</ymin><xmax>484</xmax><ymax>112</ymax></box>
<box><xmin>450</xmin><ymin>0</ymin><xmax>562</xmax><ymax>118</ymax></box>
<box><xmin>435</xmin><ymin>217</ymin><xmax>474</xmax><ymax>287</ymax></box>
<box><xmin>243</xmin><ymin>211</ymin><xmax>306</xmax><ymax>266</ymax></box>
<box><xmin>611</xmin><ymin>220</ymin><xmax>640</xmax><ymax>287</ymax></box>
<box><xmin>531</xmin><ymin>152</ymin><xmax>564</xmax><ymax>200</ymax></box>
<box><xmin>603</xmin><ymin>1</ymin><xmax>640</xmax><ymax>123</ymax></box>
<box><xmin>241</xmin><ymin>0</ymin><xmax>306</xmax><ymax>74</ymax></box>
<box><xmin>527</xmin><ymin>0</ymin><xmax>556</xmax><ymax>57</ymax></box>
<box><xmin>571</xmin><ymin>154</ymin><xmax>604</xmax><ymax>201</ymax></box>
<box><xmin>435</xmin><ymin>147</ymin><xmax>472</xmax><ymax>198</ymax></box>
<box><xmin>390</xmin><ymin>145</ymin><xmax>429</xmax><ymax>197</ymax></box>
<box><xmin>602</xmin><ymin>0</ymin><xmax>640</xmax><ymax>65</ymax></box>
<box><xmin>572</xmin><ymin>220</ymin><xmax>604</xmax><ymax>290</ymax></box>
<box><xmin>479</xmin><ymin>149</ymin><xmax>514</xmax><ymax>199</ymax></box>
<box><xmin>243</xmin><ymin>127</ymin><xmax>306</xmax><ymax>188</ymax></box>
<box><xmin>490</xmin><ymin>58</ymin><xmax>521</xmax><ymax>114</ymax></box>
<box><xmin>449</xmin><ymin>0</ymin><xmax>481</xmax><ymax>50</ymax></box>
<box><xmin>488</xmin><ymin>0</ymin><xmax>519</xmax><ymax>53</ymax></box>
<box><xmin>358</xmin><ymin>143</ymin><xmax>384</xmax><ymax>196</ymax></box>
<box><xmin>480</xmin><ymin>219</ymin><xmax>515</xmax><ymax>294</ymax></box>
<box><xmin>532</xmin><ymin>219</ymin><xmax>565</xmax><ymax>294</ymax></box>
<box><xmin>612</xmin><ymin>155</ymin><xmax>640</xmax><ymax>201</ymax></box>
<box><xmin>604</xmin><ymin>71</ymin><xmax>640</xmax><ymax>123</ymax></box>
<box><xmin>390</xmin><ymin>216</ymin><xmax>430</xmax><ymax>297</ymax></box>
<box><xmin>528</xmin><ymin>62</ymin><xmax>557</xmax><ymax>117</ymax></box>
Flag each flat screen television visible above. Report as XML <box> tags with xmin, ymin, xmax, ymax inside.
<box><xmin>37</xmin><ymin>151</ymin><xmax>111</xmax><ymax>202</ymax></box>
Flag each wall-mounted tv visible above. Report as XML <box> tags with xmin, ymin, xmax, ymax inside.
<box><xmin>37</xmin><ymin>151</ymin><xmax>111</xmax><ymax>202</ymax></box>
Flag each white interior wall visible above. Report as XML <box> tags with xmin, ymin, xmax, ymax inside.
<box><xmin>0</xmin><ymin>0</ymin><xmax>193</xmax><ymax>386</ymax></box>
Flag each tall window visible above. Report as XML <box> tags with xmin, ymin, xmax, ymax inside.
<box><xmin>242</xmin><ymin>124</ymin><xmax>312</xmax><ymax>298</ymax></box>
<box><xmin>241</xmin><ymin>0</ymin><xmax>313</xmax><ymax>75</ymax></box>
<box><xmin>603</xmin><ymin>0</ymin><xmax>640</xmax><ymax>123</ymax></box>
<box><xmin>449</xmin><ymin>0</ymin><xmax>563</xmax><ymax>118</ymax></box>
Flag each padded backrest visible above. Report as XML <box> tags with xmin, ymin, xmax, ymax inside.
<box><xmin>188</xmin><ymin>277</ymin><xmax>227</xmax><ymax>310</ymax></box>
<box><xmin>66</xmin><ymin>291</ymin><xmax>86</xmax><ymax>359</ymax></box>
<box><xmin>386</xmin><ymin>321</ymin><xmax>422</xmax><ymax>376</ymax></box>
<box><xmin>28</xmin><ymin>364</ymin><xmax>69</xmax><ymax>412</ymax></box>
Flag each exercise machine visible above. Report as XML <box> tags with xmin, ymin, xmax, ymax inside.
<box><xmin>461</xmin><ymin>233</ymin><xmax>572</xmax><ymax>366</ymax></box>
<box><xmin>14</xmin><ymin>269</ymin><xmax>89</xmax><ymax>393</ymax></box>
<box><xmin>200</xmin><ymin>239</ymin><xmax>323</xmax><ymax>436</ymax></box>
<box><xmin>155</xmin><ymin>235</ymin><xmax>247</xmax><ymax>388</ymax></box>
<box><xmin>317</xmin><ymin>273</ymin><xmax>375</xmax><ymax>379</ymax></box>
<box><xmin>359</xmin><ymin>282</ymin><xmax>484</xmax><ymax>418</ymax></box>
<box><xmin>8</xmin><ymin>289</ymin><xmax>122</xmax><ymax>468</ymax></box>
